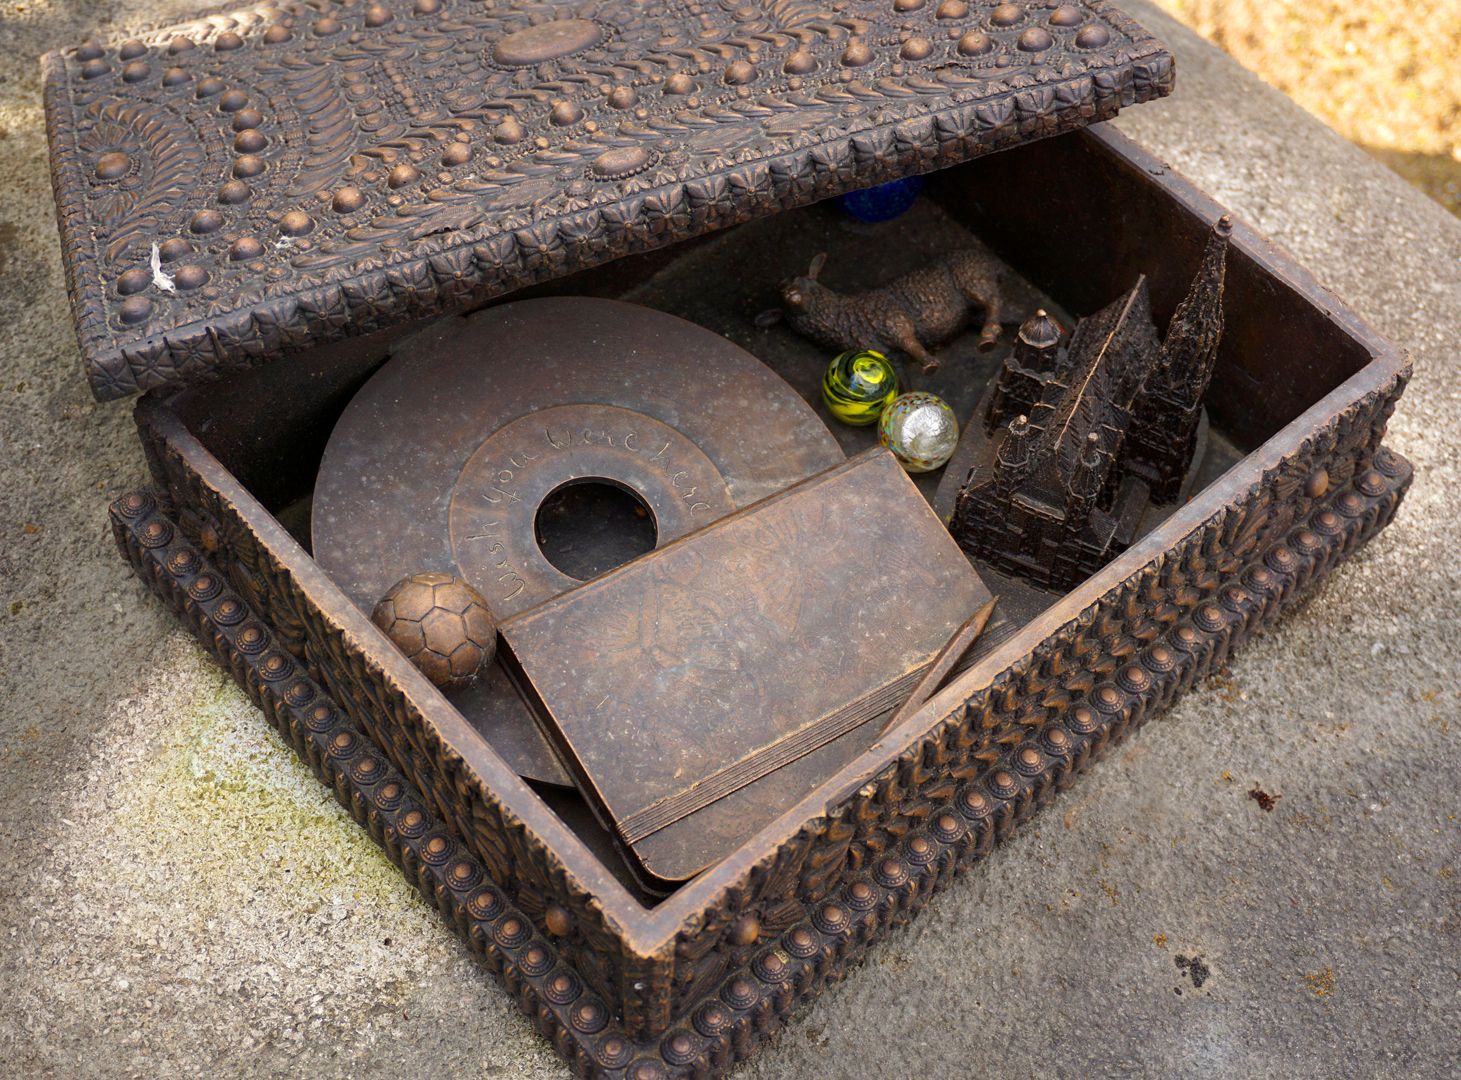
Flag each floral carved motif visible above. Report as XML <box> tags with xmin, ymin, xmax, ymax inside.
<box><xmin>45</xmin><ymin>0</ymin><xmax>1173</xmax><ymax>399</ymax></box>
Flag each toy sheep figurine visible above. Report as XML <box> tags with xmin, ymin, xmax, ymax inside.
<box><xmin>780</xmin><ymin>249</ymin><xmax>1011</xmax><ymax>373</ymax></box>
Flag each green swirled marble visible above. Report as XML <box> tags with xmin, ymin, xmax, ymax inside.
<box><xmin>820</xmin><ymin>349</ymin><xmax>899</xmax><ymax>426</ymax></box>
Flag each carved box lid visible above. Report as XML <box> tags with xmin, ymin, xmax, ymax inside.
<box><xmin>43</xmin><ymin>0</ymin><xmax>1172</xmax><ymax>401</ymax></box>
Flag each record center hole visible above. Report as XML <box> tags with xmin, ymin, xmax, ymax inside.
<box><xmin>534</xmin><ymin>480</ymin><xmax>658</xmax><ymax>582</ymax></box>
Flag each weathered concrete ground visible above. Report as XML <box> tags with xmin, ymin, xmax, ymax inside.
<box><xmin>1153</xmin><ymin>0</ymin><xmax>1461</xmax><ymax>218</ymax></box>
<box><xmin>1</xmin><ymin>3</ymin><xmax>1457</xmax><ymax>1077</ymax></box>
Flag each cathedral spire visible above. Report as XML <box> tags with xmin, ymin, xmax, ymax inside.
<box><xmin>995</xmin><ymin>414</ymin><xmax>1035</xmax><ymax>501</ymax></box>
<box><xmin>1155</xmin><ymin>214</ymin><xmax>1231</xmax><ymax>411</ymax></box>
<box><xmin>1064</xmin><ymin>430</ymin><xmax>1107</xmax><ymax>530</ymax></box>
<box><xmin>1116</xmin><ymin>215</ymin><xmax>1232</xmax><ymax>504</ymax></box>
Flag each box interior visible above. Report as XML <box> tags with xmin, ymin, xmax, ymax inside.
<box><xmin>160</xmin><ymin>127</ymin><xmax>1378</xmax><ymax>900</ymax></box>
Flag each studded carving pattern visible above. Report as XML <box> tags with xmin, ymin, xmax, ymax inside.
<box><xmin>125</xmin><ymin>331</ymin><xmax>1408</xmax><ymax>1050</ymax></box>
<box><xmin>113</xmin><ymin>416</ymin><xmax>1409</xmax><ymax>1077</ymax></box>
<box><xmin>664</xmin><ymin>369</ymin><xmax>1409</xmax><ymax>1018</ymax></box>
<box><xmin>133</xmin><ymin>397</ymin><xmax>642</xmax><ymax>1025</ymax></box>
<box><xmin>45</xmin><ymin>0</ymin><xmax>1172</xmax><ymax>400</ymax></box>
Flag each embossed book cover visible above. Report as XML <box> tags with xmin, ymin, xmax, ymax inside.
<box><xmin>500</xmin><ymin>449</ymin><xmax>993</xmax><ymax>885</ymax></box>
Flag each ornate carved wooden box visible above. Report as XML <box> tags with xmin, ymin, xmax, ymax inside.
<box><xmin>44</xmin><ymin>3</ymin><xmax>1410</xmax><ymax>1078</ymax></box>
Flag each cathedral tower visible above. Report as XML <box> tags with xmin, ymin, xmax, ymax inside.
<box><xmin>1125</xmin><ymin>215</ymin><xmax>1231</xmax><ymax>502</ymax></box>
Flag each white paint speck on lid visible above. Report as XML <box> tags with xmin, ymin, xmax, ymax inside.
<box><xmin>149</xmin><ymin>243</ymin><xmax>176</xmax><ymax>293</ymax></box>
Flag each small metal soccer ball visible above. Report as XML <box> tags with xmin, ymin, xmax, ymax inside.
<box><xmin>371</xmin><ymin>572</ymin><xmax>496</xmax><ymax>692</ymax></box>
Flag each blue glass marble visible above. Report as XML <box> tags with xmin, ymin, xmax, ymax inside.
<box><xmin>834</xmin><ymin>176</ymin><xmax>924</xmax><ymax>223</ymax></box>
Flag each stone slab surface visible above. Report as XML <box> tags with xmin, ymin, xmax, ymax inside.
<box><xmin>1</xmin><ymin>3</ymin><xmax>1457</xmax><ymax>1077</ymax></box>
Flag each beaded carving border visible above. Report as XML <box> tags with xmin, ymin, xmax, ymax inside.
<box><xmin>111</xmin><ymin>442</ymin><xmax>1410</xmax><ymax>1079</ymax></box>
<box><xmin>44</xmin><ymin>0</ymin><xmax>1173</xmax><ymax>399</ymax></box>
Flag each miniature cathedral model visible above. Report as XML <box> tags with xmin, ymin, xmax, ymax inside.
<box><xmin>951</xmin><ymin>216</ymin><xmax>1232</xmax><ymax>591</ymax></box>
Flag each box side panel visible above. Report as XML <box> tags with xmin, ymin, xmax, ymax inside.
<box><xmin>657</xmin><ymin>358</ymin><xmax>1407</xmax><ymax>1021</ymax></box>
<box><xmin>929</xmin><ymin>125</ymin><xmax>1382</xmax><ymax>450</ymax></box>
<box><xmin>131</xmin><ymin>396</ymin><xmax>660</xmax><ymax>1032</ymax></box>
<box><xmin>109</xmin><ymin>425</ymin><xmax>1412</xmax><ymax>1078</ymax></box>
<box><xmin>108</xmin><ymin>495</ymin><xmax>626</xmax><ymax>1078</ymax></box>
<box><xmin>165</xmin><ymin>321</ymin><xmax>410</xmax><ymax>513</ymax></box>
